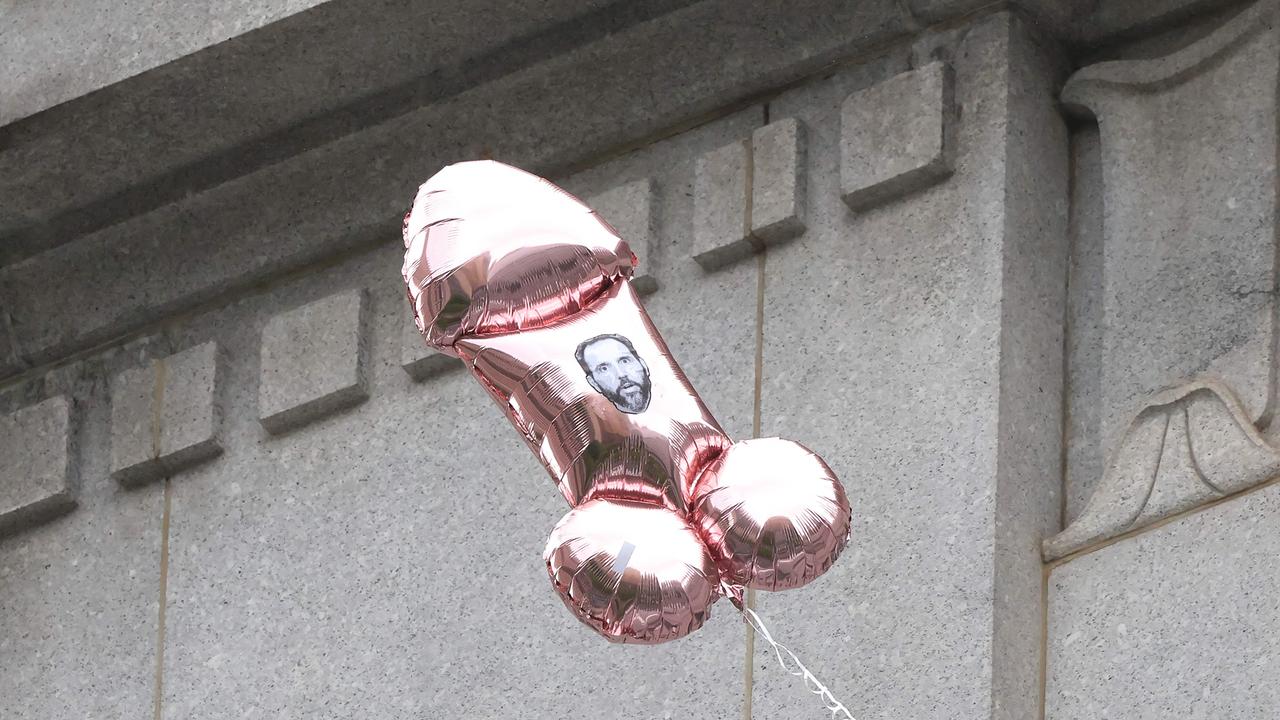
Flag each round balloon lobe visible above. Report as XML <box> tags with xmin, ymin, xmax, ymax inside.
<box><xmin>544</xmin><ymin>499</ymin><xmax>722</xmax><ymax>644</ymax></box>
<box><xmin>691</xmin><ymin>438</ymin><xmax>851</xmax><ymax>591</ymax></box>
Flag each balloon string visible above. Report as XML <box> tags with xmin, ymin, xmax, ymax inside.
<box><xmin>723</xmin><ymin>582</ymin><xmax>856</xmax><ymax>720</ymax></box>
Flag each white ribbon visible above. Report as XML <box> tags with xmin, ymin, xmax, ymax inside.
<box><xmin>726</xmin><ymin>582</ymin><xmax>856</xmax><ymax>719</ymax></box>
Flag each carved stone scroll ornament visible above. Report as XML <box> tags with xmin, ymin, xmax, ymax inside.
<box><xmin>1047</xmin><ymin>0</ymin><xmax>1280</xmax><ymax>559</ymax></box>
<box><xmin>1044</xmin><ymin>380</ymin><xmax>1280</xmax><ymax>560</ymax></box>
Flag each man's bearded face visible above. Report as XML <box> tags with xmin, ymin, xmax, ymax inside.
<box><xmin>581</xmin><ymin>338</ymin><xmax>651</xmax><ymax>413</ymax></box>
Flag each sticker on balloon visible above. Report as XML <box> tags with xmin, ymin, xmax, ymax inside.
<box><xmin>576</xmin><ymin>334</ymin><xmax>651</xmax><ymax>414</ymax></box>
<box><xmin>402</xmin><ymin>161</ymin><xmax>856</xmax><ymax>718</ymax></box>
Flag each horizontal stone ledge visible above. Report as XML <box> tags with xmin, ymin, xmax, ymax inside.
<box><xmin>3</xmin><ymin>1</ymin><xmax>1246</xmax><ymax>387</ymax></box>
<box><xmin>0</xmin><ymin>0</ymin><xmax>704</xmax><ymax>265</ymax></box>
<box><xmin>1</xmin><ymin>0</ymin><xmax>1244</xmax><ymax>270</ymax></box>
<box><xmin>0</xmin><ymin>0</ymin><xmax>915</xmax><ymax>386</ymax></box>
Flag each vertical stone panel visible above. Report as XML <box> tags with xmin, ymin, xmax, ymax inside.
<box><xmin>756</xmin><ymin>15</ymin><xmax>1064</xmax><ymax>720</ymax></box>
<box><xmin>751</xmin><ymin>117</ymin><xmax>808</xmax><ymax>244</ymax></box>
<box><xmin>692</xmin><ymin>138</ymin><xmax>752</xmax><ymax>270</ymax></box>
<box><xmin>1050</xmin><ymin>0</ymin><xmax>1280</xmax><ymax>556</ymax></box>
<box><xmin>1047</xmin><ymin>483</ymin><xmax>1280</xmax><ymax>719</ymax></box>
<box><xmin>1067</xmin><ymin>0</ymin><xmax>1278</xmax><ymax>447</ymax></box>
<box><xmin>991</xmin><ymin>20</ymin><xmax>1070</xmax><ymax>720</ymax></box>
<box><xmin>840</xmin><ymin>60</ymin><xmax>955</xmax><ymax>211</ymax></box>
<box><xmin>110</xmin><ymin>363</ymin><xmax>159</xmax><ymax>485</ymax></box>
<box><xmin>0</xmin><ymin>396</ymin><xmax>76</xmax><ymax>536</ymax></box>
<box><xmin>0</xmin><ymin>374</ymin><xmax>161</xmax><ymax>720</ymax></box>
<box><xmin>160</xmin><ymin>342</ymin><xmax>222</xmax><ymax>471</ymax></box>
<box><xmin>259</xmin><ymin>289</ymin><xmax>370</xmax><ymax>434</ymax></box>
<box><xmin>1064</xmin><ymin>124</ymin><xmax>1106</xmax><ymax>523</ymax></box>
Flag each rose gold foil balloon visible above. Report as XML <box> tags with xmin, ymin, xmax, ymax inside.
<box><xmin>401</xmin><ymin>160</ymin><xmax>851</xmax><ymax>644</ymax></box>
<box><xmin>691</xmin><ymin>438</ymin><xmax>850</xmax><ymax>591</ymax></box>
<box><xmin>545</xmin><ymin>500</ymin><xmax>719</xmax><ymax>643</ymax></box>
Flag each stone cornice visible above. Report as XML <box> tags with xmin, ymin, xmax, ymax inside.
<box><xmin>0</xmin><ymin>0</ymin><xmax>1249</xmax><ymax>384</ymax></box>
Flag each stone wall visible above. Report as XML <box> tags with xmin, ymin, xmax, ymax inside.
<box><xmin>3</xmin><ymin>1</ymin><xmax>1278</xmax><ymax>718</ymax></box>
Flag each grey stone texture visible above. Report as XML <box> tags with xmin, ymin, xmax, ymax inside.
<box><xmin>692</xmin><ymin>138</ymin><xmax>753</xmax><ymax>271</ymax></box>
<box><xmin>750</xmin><ymin>118</ymin><xmax>808</xmax><ymax>244</ymax></box>
<box><xmin>588</xmin><ymin>178</ymin><xmax>660</xmax><ymax>294</ymax></box>
<box><xmin>1058</xmin><ymin>0</ymin><xmax>1280</xmax><ymax>533</ymax></box>
<box><xmin>110</xmin><ymin>342</ymin><xmax>223</xmax><ymax>486</ymax></box>
<box><xmin>109</xmin><ymin>363</ymin><xmax>160</xmax><ymax>485</ymax></box>
<box><xmin>1046</xmin><ymin>482</ymin><xmax>1280</xmax><ymax>719</ymax></box>
<box><xmin>0</xmin><ymin>396</ymin><xmax>77</xmax><ymax>537</ymax></box>
<box><xmin>908</xmin><ymin>0</ymin><xmax>1080</xmax><ymax>28</ymax></box>
<box><xmin>840</xmin><ymin>61</ymin><xmax>956</xmax><ymax>211</ymax></box>
<box><xmin>0</xmin><ymin>373</ymin><xmax>163</xmax><ymax>719</ymax></box>
<box><xmin>2</xmin><ymin>0</ymin><xmax>328</xmax><ymax>125</ymax></box>
<box><xmin>259</xmin><ymin>289</ymin><xmax>370</xmax><ymax>434</ymax></box>
<box><xmin>908</xmin><ymin>0</ymin><xmax>1246</xmax><ymax>44</ymax></box>
<box><xmin>7</xmin><ymin>1</ymin><xmax>1280</xmax><ymax>718</ymax></box>
<box><xmin>1064</xmin><ymin>124</ymin><xmax>1106</xmax><ymax>522</ymax></box>
<box><xmin>692</xmin><ymin>118</ymin><xmax>809</xmax><ymax>269</ymax></box>
<box><xmin>160</xmin><ymin>343</ymin><xmax>224</xmax><ymax>470</ymax></box>
<box><xmin>753</xmin><ymin>14</ymin><xmax>1066</xmax><ymax>720</ymax></box>
<box><xmin>1074</xmin><ymin>0</ymin><xmax>1246</xmax><ymax>45</ymax></box>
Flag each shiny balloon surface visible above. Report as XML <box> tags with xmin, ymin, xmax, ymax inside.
<box><xmin>402</xmin><ymin>160</ymin><xmax>851</xmax><ymax>643</ymax></box>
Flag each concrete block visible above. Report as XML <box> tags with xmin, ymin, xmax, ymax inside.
<box><xmin>1046</xmin><ymin>482</ymin><xmax>1280</xmax><ymax>719</ymax></box>
<box><xmin>1</xmin><ymin>0</ymin><xmax>330</xmax><ymax>126</ymax></box>
<box><xmin>110</xmin><ymin>342</ymin><xmax>223</xmax><ymax>486</ymax></box>
<box><xmin>0</xmin><ymin>396</ymin><xmax>76</xmax><ymax>537</ymax></box>
<box><xmin>259</xmin><ymin>289</ymin><xmax>370</xmax><ymax>434</ymax></box>
<box><xmin>840</xmin><ymin>61</ymin><xmax>955</xmax><ymax>211</ymax></box>
<box><xmin>751</xmin><ymin>118</ymin><xmax>807</xmax><ymax>244</ymax></box>
<box><xmin>401</xmin><ymin>303</ymin><xmax>464</xmax><ymax>382</ymax></box>
<box><xmin>1060</xmin><ymin>0</ymin><xmax>1279</xmax><ymax>522</ymax></box>
<box><xmin>589</xmin><ymin>178</ymin><xmax>660</xmax><ymax>294</ymax></box>
<box><xmin>0</xmin><ymin>0</ymin><xmax>632</xmax><ymax>262</ymax></box>
<box><xmin>692</xmin><ymin>139</ymin><xmax>752</xmax><ymax>271</ymax></box>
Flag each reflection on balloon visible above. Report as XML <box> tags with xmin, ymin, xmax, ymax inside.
<box><xmin>401</xmin><ymin>160</ymin><xmax>852</xmax><ymax>645</ymax></box>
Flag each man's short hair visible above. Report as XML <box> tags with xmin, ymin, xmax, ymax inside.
<box><xmin>575</xmin><ymin>334</ymin><xmax>641</xmax><ymax>374</ymax></box>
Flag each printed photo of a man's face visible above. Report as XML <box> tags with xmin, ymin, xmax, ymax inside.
<box><xmin>575</xmin><ymin>334</ymin><xmax>652</xmax><ymax>414</ymax></box>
